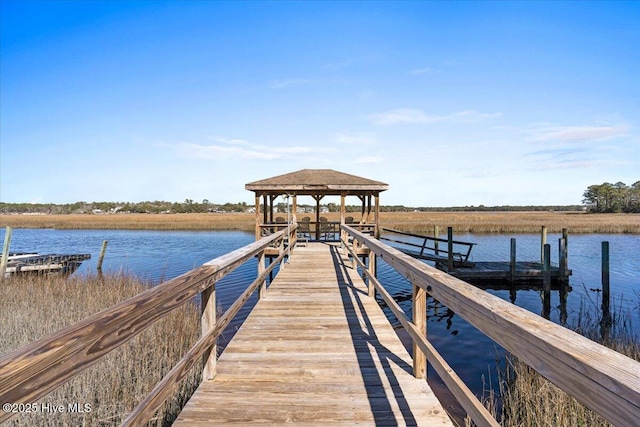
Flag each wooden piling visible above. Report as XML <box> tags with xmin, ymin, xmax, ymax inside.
<box><xmin>434</xmin><ymin>225</ymin><xmax>440</xmax><ymax>256</ymax></box>
<box><xmin>543</xmin><ymin>243</ymin><xmax>551</xmax><ymax>292</ymax></box>
<box><xmin>542</xmin><ymin>243</ymin><xmax>551</xmax><ymax>319</ymax></box>
<box><xmin>540</xmin><ymin>226</ymin><xmax>547</xmax><ymax>264</ymax></box>
<box><xmin>510</xmin><ymin>238</ymin><xmax>516</xmax><ymax>282</ymax></box>
<box><xmin>447</xmin><ymin>227</ymin><xmax>453</xmax><ymax>272</ymax></box>
<box><xmin>602</xmin><ymin>241</ymin><xmax>610</xmax><ymax>314</ymax></box>
<box><xmin>97</xmin><ymin>240</ymin><xmax>108</xmax><ymax>272</ymax></box>
<box><xmin>1</xmin><ymin>227</ymin><xmax>12</xmax><ymax>278</ymax></box>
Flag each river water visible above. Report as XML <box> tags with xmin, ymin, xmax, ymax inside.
<box><xmin>3</xmin><ymin>228</ymin><xmax>639</xmax><ymax>399</ymax></box>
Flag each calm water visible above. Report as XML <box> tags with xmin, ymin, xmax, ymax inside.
<box><xmin>2</xmin><ymin>228</ymin><xmax>639</xmax><ymax>398</ymax></box>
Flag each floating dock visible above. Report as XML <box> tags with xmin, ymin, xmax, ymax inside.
<box><xmin>381</xmin><ymin>228</ymin><xmax>571</xmax><ymax>287</ymax></box>
<box><xmin>2</xmin><ymin>253</ymin><xmax>91</xmax><ymax>277</ymax></box>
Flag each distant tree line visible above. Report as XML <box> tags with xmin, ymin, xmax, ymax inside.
<box><xmin>582</xmin><ymin>181</ymin><xmax>640</xmax><ymax>213</ymax></box>
<box><xmin>0</xmin><ymin>200</ymin><xmax>250</xmax><ymax>215</ymax></box>
<box><xmin>1</xmin><ymin>199</ymin><xmax>586</xmax><ymax>215</ymax></box>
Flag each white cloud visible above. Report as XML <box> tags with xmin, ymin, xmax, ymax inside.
<box><xmin>158</xmin><ymin>137</ymin><xmax>332</xmax><ymax>162</ymax></box>
<box><xmin>270</xmin><ymin>78</ymin><xmax>315</xmax><ymax>89</ymax></box>
<box><xmin>334</xmin><ymin>132</ymin><xmax>376</xmax><ymax>145</ymax></box>
<box><xmin>529</xmin><ymin>159</ymin><xmax>629</xmax><ymax>171</ymax></box>
<box><xmin>526</xmin><ymin>124</ymin><xmax>630</xmax><ymax>143</ymax></box>
<box><xmin>369</xmin><ymin>108</ymin><xmax>501</xmax><ymax>125</ymax></box>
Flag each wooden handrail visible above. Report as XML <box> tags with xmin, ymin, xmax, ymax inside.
<box><xmin>342</xmin><ymin>224</ymin><xmax>640</xmax><ymax>427</ymax></box>
<box><xmin>0</xmin><ymin>229</ymin><xmax>290</xmax><ymax>424</ymax></box>
<box><xmin>122</xmin><ymin>244</ymin><xmax>288</xmax><ymax>425</ymax></box>
<box><xmin>382</xmin><ymin>227</ymin><xmax>475</xmax><ymax>246</ymax></box>
<box><xmin>341</xmin><ymin>234</ymin><xmax>498</xmax><ymax>427</ymax></box>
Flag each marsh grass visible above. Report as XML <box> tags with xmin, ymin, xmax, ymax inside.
<box><xmin>0</xmin><ymin>274</ymin><xmax>201</xmax><ymax>426</ymax></box>
<box><xmin>1</xmin><ymin>211</ymin><xmax>639</xmax><ymax>233</ymax></box>
<box><xmin>484</xmin><ymin>294</ymin><xmax>640</xmax><ymax>427</ymax></box>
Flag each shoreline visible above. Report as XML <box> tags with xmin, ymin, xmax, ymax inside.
<box><xmin>1</xmin><ymin>211</ymin><xmax>639</xmax><ymax>234</ymax></box>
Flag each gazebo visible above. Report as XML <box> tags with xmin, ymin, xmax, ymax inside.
<box><xmin>245</xmin><ymin>169</ymin><xmax>388</xmax><ymax>241</ymax></box>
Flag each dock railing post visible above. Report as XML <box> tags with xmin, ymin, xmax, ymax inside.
<box><xmin>412</xmin><ymin>281</ymin><xmax>427</xmax><ymax>379</ymax></box>
<box><xmin>433</xmin><ymin>225</ymin><xmax>439</xmax><ymax>256</ymax></box>
<box><xmin>259</xmin><ymin>250</ymin><xmax>266</xmax><ymax>299</ymax></box>
<box><xmin>510</xmin><ymin>238</ymin><xmax>516</xmax><ymax>282</ymax></box>
<box><xmin>447</xmin><ymin>227</ymin><xmax>453</xmax><ymax>272</ymax></box>
<box><xmin>1</xmin><ymin>227</ymin><xmax>12</xmax><ymax>278</ymax></box>
<box><xmin>201</xmin><ymin>280</ymin><xmax>217</xmax><ymax>380</ymax></box>
<box><xmin>368</xmin><ymin>252</ymin><xmax>376</xmax><ymax>298</ymax></box>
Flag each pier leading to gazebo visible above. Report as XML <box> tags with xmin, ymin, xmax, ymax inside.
<box><xmin>245</xmin><ymin>169</ymin><xmax>389</xmax><ymax>241</ymax></box>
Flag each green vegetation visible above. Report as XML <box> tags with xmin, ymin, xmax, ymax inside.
<box><xmin>0</xmin><ymin>274</ymin><xmax>201</xmax><ymax>426</ymax></box>
<box><xmin>583</xmin><ymin>181</ymin><xmax>640</xmax><ymax>213</ymax></box>
<box><xmin>0</xmin><ymin>201</ymin><xmax>587</xmax><ymax>215</ymax></box>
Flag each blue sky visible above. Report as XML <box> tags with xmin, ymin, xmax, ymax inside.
<box><xmin>1</xmin><ymin>1</ymin><xmax>638</xmax><ymax>207</ymax></box>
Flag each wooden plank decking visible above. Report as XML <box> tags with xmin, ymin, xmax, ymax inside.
<box><xmin>174</xmin><ymin>242</ymin><xmax>453</xmax><ymax>426</ymax></box>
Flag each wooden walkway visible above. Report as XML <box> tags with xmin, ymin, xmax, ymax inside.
<box><xmin>174</xmin><ymin>242</ymin><xmax>453</xmax><ymax>426</ymax></box>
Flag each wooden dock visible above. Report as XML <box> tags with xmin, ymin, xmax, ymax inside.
<box><xmin>381</xmin><ymin>228</ymin><xmax>571</xmax><ymax>286</ymax></box>
<box><xmin>1</xmin><ymin>253</ymin><xmax>91</xmax><ymax>277</ymax></box>
<box><xmin>450</xmin><ymin>261</ymin><xmax>569</xmax><ymax>284</ymax></box>
<box><xmin>174</xmin><ymin>242</ymin><xmax>453</xmax><ymax>426</ymax></box>
<box><xmin>2</xmin><ymin>224</ymin><xmax>638</xmax><ymax>427</ymax></box>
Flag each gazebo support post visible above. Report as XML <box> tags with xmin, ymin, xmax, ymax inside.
<box><xmin>262</xmin><ymin>194</ymin><xmax>268</xmax><ymax>231</ymax></box>
<box><xmin>269</xmin><ymin>195</ymin><xmax>277</xmax><ymax>224</ymax></box>
<box><xmin>292</xmin><ymin>195</ymin><xmax>298</xmax><ymax>224</ymax></box>
<box><xmin>255</xmin><ymin>194</ymin><xmax>261</xmax><ymax>240</ymax></box>
<box><xmin>313</xmin><ymin>194</ymin><xmax>323</xmax><ymax>241</ymax></box>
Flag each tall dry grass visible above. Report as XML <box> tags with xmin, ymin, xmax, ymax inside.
<box><xmin>379</xmin><ymin>211</ymin><xmax>640</xmax><ymax>234</ymax></box>
<box><xmin>0</xmin><ymin>274</ymin><xmax>201</xmax><ymax>426</ymax></box>
<box><xmin>484</xmin><ymin>296</ymin><xmax>640</xmax><ymax>427</ymax></box>
<box><xmin>2</xmin><ymin>211</ymin><xmax>638</xmax><ymax>233</ymax></box>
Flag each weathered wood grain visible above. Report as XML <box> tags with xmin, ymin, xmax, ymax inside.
<box><xmin>0</xmin><ymin>230</ymin><xmax>287</xmax><ymax>424</ymax></box>
<box><xmin>122</xmin><ymin>247</ymin><xmax>287</xmax><ymax>426</ymax></box>
<box><xmin>343</xmin><ymin>225</ymin><xmax>640</xmax><ymax>427</ymax></box>
<box><xmin>173</xmin><ymin>242</ymin><xmax>453</xmax><ymax>426</ymax></box>
<box><xmin>343</xmin><ymin>236</ymin><xmax>497</xmax><ymax>427</ymax></box>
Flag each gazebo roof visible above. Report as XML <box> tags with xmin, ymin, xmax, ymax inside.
<box><xmin>245</xmin><ymin>169</ymin><xmax>388</xmax><ymax>194</ymax></box>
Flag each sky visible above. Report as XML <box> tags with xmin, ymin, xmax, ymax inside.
<box><xmin>1</xmin><ymin>1</ymin><xmax>638</xmax><ymax>207</ymax></box>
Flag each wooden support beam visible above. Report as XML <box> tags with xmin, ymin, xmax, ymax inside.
<box><xmin>540</xmin><ymin>225</ymin><xmax>547</xmax><ymax>264</ymax></box>
<box><xmin>602</xmin><ymin>241</ymin><xmax>610</xmax><ymax>318</ymax></box>
<box><xmin>255</xmin><ymin>194</ymin><xmax>261</xmax><ymax>240</ymax></box>
<box><xmin>374</xmin><ymin>194</ymin><xmax>380</xmax><ymax>238</ymax></box>
<box><xmin>447</xmin><ymin>227</ymin><xmax>454</xmax><ymax>272</ymax></box>
<box><xmin>262</xmin><ymin>194</ymin><xmax>268</xmax><ymax>231</ymax></box>
<box><xmin>292</xmin><ymin>195</ymin><xmax>297</xmax><ymax>224</ymax></box>
<box><xmin>510</xmin><ymin>238</ymin><xmax>516</xmax><ymax>282</ymax></box>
